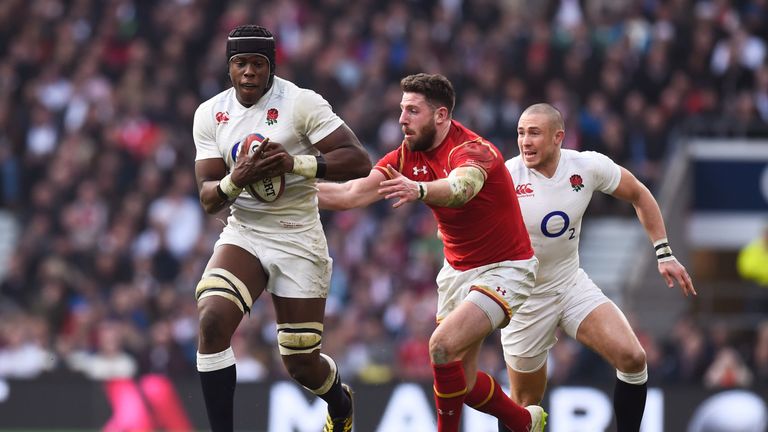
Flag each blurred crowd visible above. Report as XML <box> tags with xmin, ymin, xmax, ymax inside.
<box><xmin>1</xmin><ymin>0</ymin><xmax>768</xmax><ymax>390</ymax></box>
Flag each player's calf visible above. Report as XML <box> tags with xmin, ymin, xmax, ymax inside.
<box><xmin>274</xmin><ymin>325</ymin><xmax>352</xmax><ymax>432</ymax></box>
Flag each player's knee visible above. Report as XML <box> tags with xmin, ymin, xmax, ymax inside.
<box><xmin>506</xmin><ymin>352</ymin><xmax>548</xmax><ymax>374</ymax></box>
<box><xmin>428</xmin><ymin>333</ymin><xmax>456</xmax><ymax>364</ymax></box>
<box><xmin>617</xmin><ymin>345</ymin><xmax>647</xmax><ymax>373</ymax></box>
<box><xmin>280</xmin><ymin>353</ymin><xmax>317</xmax><ymax>383</ymax></box>
<box><xmin>276</xmin><ymin>322</ymin><xmax>323</xmax><ymax>355</ymax></box>
<box><xmin>197</xmin><ymin>306</ymin><xmax>232</xmax><ymax>347</ymax></box>
<box><xmin>195</xmin><ymin>269</ymin><xmax>253</xmax><ymax>349</ymax></box>
<box><xmin>276</xmin><ymin>321</ymin><xmax>325</xmax><ymax>383</ymax></box>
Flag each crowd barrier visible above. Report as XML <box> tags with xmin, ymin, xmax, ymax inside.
<box><xmin>1</xmin><ymin>374</ymin><xmax>766</xmax><ymax>431</ymax></box>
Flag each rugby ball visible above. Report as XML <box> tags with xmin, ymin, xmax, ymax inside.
<box><xmin>246</xmin><ymin>174</ymin><xmax>285</xmax><ymax>203</ymax></box>
<box><xmin>241</xmin><ymin>134</ymin><xmax>285</xmax><ymax>203</ymax></box>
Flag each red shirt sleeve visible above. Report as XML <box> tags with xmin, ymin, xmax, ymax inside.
<box><xmin>448</xmin><ymin>139</ymin><xmax>498</xmax><ymax>177</ymax></box>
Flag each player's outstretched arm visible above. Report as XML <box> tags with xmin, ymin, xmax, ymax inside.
<box><xmin>611</xmin><ymin>166</ymin><xmax>697</xmax><ymax>296</ymax></box>
<box><xmin>379</xmin><ymin>165</ymin><xmax>485</xmax><ymax>208</ymax></box>
<box><xmin>318</xmin><ymin>169</ymin><xmax>387</xmax><ymax>210</ymax></box>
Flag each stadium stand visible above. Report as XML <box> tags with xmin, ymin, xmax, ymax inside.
<box><xmin>0</xmin><ymin>0</ymin><xmax>767</xmax><ymax>398</ymax></box>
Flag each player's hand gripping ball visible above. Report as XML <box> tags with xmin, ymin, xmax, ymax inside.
<box><xmin>241</xmin><ymin>134</ymin><xmax>285</xmax><ymax>203</ymax></box>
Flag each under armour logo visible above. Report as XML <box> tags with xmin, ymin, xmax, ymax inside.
<box><xmin>496</xmin><ymin>287</ymin><xmax>506</xmax><ymax>296</ymax></box>
<box><xmin>437</xmin><ymin>409</ymin><xmax>455</xmax><ymax>416</ymax></box>
<box><xmin>413</xmin><ymin>165</ymin><xmax>428</xmax><ymax>176</ymax></box>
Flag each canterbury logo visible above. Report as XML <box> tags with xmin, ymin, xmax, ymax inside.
<box><xmin>215</xmin><ymin>111</ymin><xmax>229</xmax><ymax>124</ymax></box>
<box><xmin>516</xmin><ymin>183</ymin><xmax>534</xmax><ymax>195</ymax></box>
<box><xmin>413</xmin><ymin>165</ymin><xmax>428</xmax><ymax>176</ymax></box>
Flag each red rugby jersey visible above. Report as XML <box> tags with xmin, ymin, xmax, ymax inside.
<box><xmin>376</xmin><ymin>120</ymin><xmax>533</xmax><ymax>270</ymax></box>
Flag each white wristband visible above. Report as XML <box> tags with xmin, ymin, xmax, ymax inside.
<box><xmin>653</xmin><ymin>238</ymin><xmax>675</xmax><ymax>262</ymax></box>
<box><xmin>219</xmin><ymin>173</ymin><xmax>243</xmax><ymax>199</ymax></box>
<box><xmin>291</xmin><ymin>155</ymin><xmax>318</xmax><ymax>178</ymax></box>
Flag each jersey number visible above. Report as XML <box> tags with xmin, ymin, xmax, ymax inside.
<box><xmin>541</xmin><ymin>211</ymin><xmax>575</xmax><ymax>239</ymax></box>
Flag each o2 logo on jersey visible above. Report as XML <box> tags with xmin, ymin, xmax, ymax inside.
<box><xmin>541</xmin><ymin>210</ymin><xmax>576</xmax><ymax>239</ymax></box>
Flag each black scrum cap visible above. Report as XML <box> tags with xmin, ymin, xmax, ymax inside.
<box><xmin>227</xmin><ymin>25</ymin><xmax>276</xmax><ymax>90</ymax></box>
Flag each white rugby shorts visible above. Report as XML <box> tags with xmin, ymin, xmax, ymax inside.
<box><xmin>214</xmin><ymin>218</ymin><xmax>332</xmax><ymax>298</ymax></box>
<box><xmin>500</xmin><ymin>268</ymin><xmax>612</xmax><ymax>364</ymax></box>
<box><xmin>435</xmin><ymin>257</ymin><xmax>538</xmax><ymax>329</ymax></box>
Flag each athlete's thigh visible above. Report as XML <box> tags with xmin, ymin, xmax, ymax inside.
<box><xmin>574</xmin><ymin>301</ymin><xmax>642</xmax><ymax>367</ymax></box>
<box><xmin>197</xmin><ymin>243</ymin><xmax>267</xmax><ymax>353</ymax></box>
<box><xmin>559</xmin><ymin>270</ymin><xmax>641</xmax><ymax>365</ymax></box>
<box><xmin>258</xmin><ymin>226</ymin><xmax>333</xmax><ymax>359</ymax></box>
<box><xmin>205</xmin><ymin>243</ymin><xmax>268</xmax><ymax>305</ymax></box>
<box><xmin>272</xmin><ymin>296</ymin><xmax>327</xmax><ymax>324</ymax></box>
<box><xmin>207</xmin><ymin>222</ymin><xmax>270</xmax><ymax>303</ymax></box>
<box><xmin>435</xmin><ymin>300</ymin><xmax>493</xmax><ymax>355</ymax></box>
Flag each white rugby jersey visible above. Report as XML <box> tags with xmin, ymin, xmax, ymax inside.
<box><xmin>193</xmin><ymin>77</ymin><xmax>344</xmax><ymax>232</ymax></box>
<box><xmin>506</xmin><ymin>149</ymin><xmax>622</xmax><ymax>294</ymax></box>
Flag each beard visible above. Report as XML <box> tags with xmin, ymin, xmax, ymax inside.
<box><xmin>405</xmin><ymin>121</ymin><xmax>437</xmax><ymax>152</ymax></box>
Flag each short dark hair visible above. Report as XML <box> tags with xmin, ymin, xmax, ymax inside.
<box><xmin>521</xmin><ymin>103</ymin><xmax>565</xmax><ymax>131</ymax></box>
<box><xmin>400</xmin><ymin>73</ymin><xmax>455</xmax><ymax>116</ymax></box>
<box><xmin>227</xmin><ymin>25</ymin><xmax>276</xmax><ymax>89</ymax></box>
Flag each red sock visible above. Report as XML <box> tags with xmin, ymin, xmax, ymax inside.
<box><xmin>465</xmin><ymin>371</ymin><xmax>531</xmax><ymax>431</ymax></box>
<box><xmin>432</xmin><ymin>361</ymin><xmax>467</xmax><ymax>432</ymax></box>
